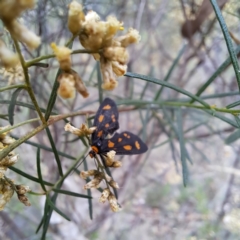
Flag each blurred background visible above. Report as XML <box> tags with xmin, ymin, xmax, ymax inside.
<box><xmin>1</xmin><ymin>0</ymin><xmax>240</xmax><ymax>239</ymax></box>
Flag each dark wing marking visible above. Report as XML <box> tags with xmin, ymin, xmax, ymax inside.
<box><xmin>91</xmin><ymin>98</ymin><xmax>119</xmax><ymax>143</ymax></box>
<box><xmin>99</xmin><ymin>131</ymin><xmax>148</xmax><ymax>155</ymax></box>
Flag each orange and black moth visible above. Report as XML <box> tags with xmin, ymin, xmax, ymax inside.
<box><xmin>89</xmin><ymin>98</ymin><xmax>148</xmax><ymax>159</ymax></box>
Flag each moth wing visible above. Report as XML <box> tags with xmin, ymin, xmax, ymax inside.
<box><xmin>100</xmin><ymin>131</ymin><xmax>148</xmax><ymax>155</ymax></box>
<box><xmin>91</xmin><ymin>98</ymin><xmax>119</xmax><ymax>142</ymax></box>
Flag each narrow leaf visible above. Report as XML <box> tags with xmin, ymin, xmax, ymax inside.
<box><xmin>83</xmin><ymin>158</ymin><xmax>93</xmax><ymax>219</ymax></box>
<box><xmin>125</xmin><ymin>72</ymin><xmax>211</xmax><ymax>109</ymax></box>
<box><xmin>210</xmin><ymin>0</ymin><xmax>240</xmax><ymax>91</ymax></box>
<box><xmin>46</xmin><ymin>196</ymin><xmax>71</xmax><ymax>221</ymax></box>
<box><xmin>9</xmin><ymin>166</ymin><xmax>53</xmax><ymax>186</ymax></box>
<box><xmin>31</xmin><ymin>62</ymin><xmax>49</xmax><ymax>68</ymax></box>
<box><xmin>36</xmin><ymin>147</ymin><xmax>47</xmax><ymax>191</ymax></box>
<box><xmin>97</xmin><ymin>61</ymin><xmax>103</xmax><ymax>103</ymax></box>
<box><xmin>176</xmin><ymin>108</ymin><xmax>189</xmax><ymax>186</ymax></box>
<box><xmin>11</xmin><ymin>135</ymin><xmax>76</xmax><ymax>160</ymax></box>
<box><xmin>52</xmin><ymin>189</ymin><xmax>92</xmax><ymax>199</ymax></box>
<box><xmin>190</xmin><ymin>45</ymin><xmax>240</xmax><ymax>103</ymax></box>
<box><xmin>45</xmin><ymin>69</ymin><xmax>62</xmax><ymax>120</ymax></box>
<box><xmin>226</xmin><ymin>100</ymin><xmax>240</xmax><ymax>109</ymax></box>
<box><xmin>8</xmin><ymin>88</ymin><xmax>23</xmax><ymax>125</ymax></box>
<box><xmin>45</xmin><ymin>127</ymin><xmax>63</xmax><ymax>177</ymax></box>
<box><xmin>225</xmin><ymin>129</ymin><xmax>240</xmax><ymax>144</ymax></box>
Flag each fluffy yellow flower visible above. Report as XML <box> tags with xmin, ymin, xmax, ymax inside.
<box><xmin>0</xmin><ymin>64</ymin><xmax>25</xmax><ymax>85</ymax></box>
<box><xmin>57</xmin><ymin>73</ymin><xmax>76</xmax><ymax>99</ymax></box>
<box><xmin>51</xmin><ymin>43</ymin><xmax>72</xmax><ymax>71</ymax></box>
<box><xmin>0</xmin><ymin>0</ymin><xmax>35</xmax><ymax>21</ymax></box>
<box><xmin>68</xmin><ymin>1</ymin><xmax>85</xmax><ymax>35</ymax></box>
<box><xmin>5</xmin><ymin>19</ymin><xmax>41</xmax><ymax>50</ymax></box>
<box><xmin>64</xmin><ymin>123</ymin><xmax>96</xmax><ymax>137</ymax></box>
<box><xmin>0</xmin><ymin>40</ymin><xmax>19</xmax><ymax>68</ymax></box>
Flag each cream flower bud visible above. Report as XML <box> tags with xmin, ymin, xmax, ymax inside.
<box><xmin>0</xmin><ymin>167</ymin><xmax>6</xmax><ymax>179</ymax></box>
<box><xmin>105</xmin><ymin>158</ymin><xmax>113</xmax><ymax>167</ymax></box>
<box><xmin>0</xmin><ymin>129</ymin><xmax>7</xmax><ymax>140</ymax></box>
<box><xmin>0</xmin><ymin>40</ymin><xmax>19</xmax><ymax>68</ymax></box>
<box><xmin>104</xmin><ymin>173</ymin><xmax>112</xmax><ymax>182</ymax></box>
<box><xmin>89</xmin><ymin>127</ymin><xmax>97</xmax><ymax>133</ymax></box>
<box><xmin>64</xmin><ymin>123</ymin><xmax>82</xmax><ymax>135</ymax></box>
<box><xmin>103</xmin><ymin>47</ymin><xmax>128</xmax><ymax>64</ymax></box>
<box><xmin>68</xmin><ymin>1</ymin><xmax>85</xmax><ymax>35</ymax></box>
<box><xmin>57</xmin><ymin>73</ymin><xmax>76</xmax><ymax>99</ymax></box>
<box><xmin>105</xmin><ymin>150</ymin><xmax>116</xmax><ymax>166</ymax></box>
<box><xmin>79</xmin><ymin>123</ymin><xmax>96</xmax><ymax>135</ymax></box>
<box><xmin>100</xmin><ymin>57</ymin><xmax>118</xmax><ymax>91</ymax></box>
<box><xmin>116</xmin><ymin>28</ymin><xmax>141</xmax><ymax>47</ymax></box>
<box><xmin>18</xmin><ymin>194</ymin><xmax>31</xmax><ymax>206</ymax></box>
<box><xmin>79</xmin><ymin>23</ymin><xmax>105</xmax><ymax>51</ymax></box>
<box><xmin>106</xmin><ymin>150</ymin><xmax>116</xmax><ymax>160</ymax></box>
<box><xmin>0</xmin><ymin>152</ymin><xmax>19</xmax><ymax>167</ymax></box>
<box><xmin>1</xmin><ymin>64</ymin><xmax>25</xmax><ymax>85</ymax></box>
<box><xmin>112</xmin><ymin>161</ymin><xmax>122</xmax><ymax>168</ymax></box>
<box><xmin>99</xmin><ymin>188</ymin><xmax>110</xmax><ymax>203</ymax></box>
<box><xmin>108</xmin><ymin>193</ymin><xmax>121</xmax><ymax>212</ymax></box>
<box><xmin>80</xmin><ymin>170</ymin><xmax>99</xmax><ymax>179</ymax></box>
<box><xmin>5</xmin><ymin>19</ymin><xmax>41</xmax><ymax>50</ymax></box>
<box><xmin>102</xmin><ymin>79</ymin><xmax>118</xmax><ymax>91</ymax></box>
<box><xmin>1</xmin><ymin>135</ymin><xmax>15</xmax><ymax>145</ymax></box>
<box><xmin>51</xmin><ymin>43</ymin><xmax>72</xmax><ymax>71</ymax></box>
<box><xmin>15</xmin><ymin>185</ymin><xmax>31</xmax><ymax>195</ymax></box>
<box><xmin>109</xmin><ymin>180</ymin><xmax>119</xmax><ymax>189</ymax></box>
<box><xmin>112</xmin><ymin>61</ymin><xmax>127</xmax><ymax>76</ymax></box>
<box><xmin>72</xmin><ymin>71</ymin><xmax>89</xmax><ymax>98</ymax></box>
<box><xmin>84</xmin><ymin>177</ymin><xmax>102</xmax><ymax>189</ymax></box>
<box><xmin>85</xmin><ymin>10</ymin><xmax>101</xmax><ymax>22</ymax></box>
<box><xmin>79</xmin><ymin>11</ymin><xmax>106</xmax><ymax>51</ymax></box>
<box><xmin>105</xmin><ymin>16</ymin><xmax>124</xmax><ymax>40</ymax></box>
<box><xmin>0</xmin><ymin>184</ymin><xmax>14</xmax><ymax>211</ymax></box>
<box><xmin>65</xmin><ymin>123</ymin><xmax>96</xmax><ymax>137</ymax></box>
<box><xmin>0</xmin><ymin>0</ymin><xmax>35</xmax><ymax>21</ymax></box>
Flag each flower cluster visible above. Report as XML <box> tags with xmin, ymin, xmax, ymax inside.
<box><xmin>0</xmin><ymin>64</ymin><xmax>25</xmax><ymax>85</ymax></box>
<box><xmin>80</xmin><ymin>169</ymin><xmax>121</xmax><ymax>212</ymax></box>
<box><xmin>0</xmin><ymin>0</ymin><xmax>41</xmax><ymax>51</ymax></box>
<box><xmin>105</xmin><ymin>150</ymin><xmax>122</xmax><ymax>168</ymax></box>
<box><xmin>0</xmin><ymin>126</ymin><xmax>31</xmax><ymax>210</ymax></box>
<box><xmin>67</xmin><ymin>1</ymin><xmax>141</xmax><ymax>90</ymax></box>
<box><xmin>51</xmin><ymin>43</ymin><xmax>89</xmax><ymax>99</ymax></box>
<box><xmin>0</xmin><ymin>39</ymin><xmax>19</xmax><ymax>68</ymax></box>
<box><xmin>65</xmin><ymin>123</ymin><xmax>96</xmax><ymax>137</ymax></box>
<box><xmin>15</xmin><ymin>184</ymin><xmax>31</xmax><ymax>207</ymax></box>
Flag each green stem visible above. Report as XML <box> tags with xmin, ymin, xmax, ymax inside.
<box><xmin>29</xmin><ymin>191</ymin><xmax>46</xmax><ymax>196</ymax></box>
<box><xmin>0</xmin><ymin>124</ymin><xmax>47</xmax><ymax>161</ymax></box>
<box><xmin>0</xmin><ymin>118</ymin><xmax>40</xmax><ymax>135</ymax></box>
<box><xmin>0</xmin><ymin>84</ymin><xmax>27</xmax><ymax>93</ymax></box>
<box><xmin>65</xmin><ymin>34</ymin><xmax>76</xmax><ymax>47</ymax></box>
<box><xmin>0</xmin><ymin>110</ymin><xmax>90</xmax><ymax>161</ymax></box>
<box><xmin>118</xmin><ymin>99</ymin><xmax>240</xmax><ymax>115</ymax></box>
<box><xmin>26</xmin><ymin>49</ymin><xmax>99</xmax><ymax>67</ymax></box>
<box><xmin>13</xmin><ymin>39</ymin><xmax>46</xmax><ymax>123</ymax></box>
<box><xmin>160</xmin><ymin>101</ymin><xmax>239</xmax><ymax>114</ymax></box>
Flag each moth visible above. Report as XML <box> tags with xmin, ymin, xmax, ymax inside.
<box><xmin>89</xmin><ymin>98</ymin><xmax>148</xmax><ymax>159</ymax></box>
